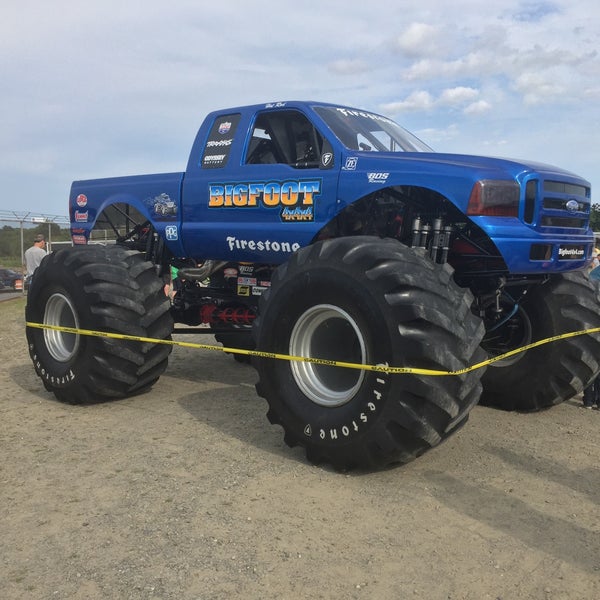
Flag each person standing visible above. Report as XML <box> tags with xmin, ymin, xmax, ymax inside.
<box><xmin>24</xmin><ymin>234</ymin><xmax>47</xmax><ymax>283</ymax></box>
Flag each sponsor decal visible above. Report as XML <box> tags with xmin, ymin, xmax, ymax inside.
<box><xmin>209</xmin><ymin>179</ymin><xmax>321</xmax><ymax>222</ymax></box>
<box><xmin>76</xmin><ymin>194</ymin><xmax>87</xmax><ymax>207</ymax></box>
<box><xmin>281</xmin><ymin>206</ymin><xmax>313</xmax><ymax>221</ymax></box>
<box><xmin>558</xmin><ymin>245</ymin><xmax>585</xmax><ymax>259</ymax></box>
<box><xmin>237</xmin><ymin>285</ymin><xmax>250</xmax><ymax>296</ymax></box>
<box><xmin>203</xmin><ymin>154</ymin><xmax>227</xmax><ymax>164</ymax></box>
<box><xmin>265</xmin><ymin>102</ymin><xmax>287</xmax><ymax>108</ymax></box>
<box><xmin>203</xmin><ymin>114</ymin><xmax>240</xmax><ymax>169</ymax></box>
<box><xmin>237</xmin><ymin>276</ymin><xmax>257</xmax><ymax>286</ymax></box>
<box><xmin>206</xmin><ymin>139</ymin><xmax>233</xmax><ymax>147</ymax></box>
<box><xmin>333</xmin><ymin>107</ymin><xmax>396</xmax><ymax>127</ymax></box>
<box><xmin>367</xmin><ymin>172</ymin><xmax>389</xmax><ymax>184</ymax></box>
<box><xmin>252</xmin><ymin>286</ymin><xmax>269</xmax><ymax>296</ymax></box>
<box><xmin>321</xmin><ymin>152</ymin><xmax>333</xmax><ymax>168</ymax></box>
<box><xmin>343</xmin><ymin>157</ymin><xmax>358</xmax><ymax>170</ymax></box>
<box><xmin>72</xmin><ymin>234</ymin><xmax>87</xmax><ymax>245</ymax></box>
<box><xmin>238</xmin><ymin>264</ymin><xmax>254</xmax><ymax>275</ymax></box>
<box><xmin>218</xmin><ymin>121</ymin><xmax>232</xmax><ymax>134</ymax></box>
<box><xmin>226</xmin><ymin>236</ymin><xmax>301</xmax><ymax>253</ymax></box>
<box><xmin>152</xmin><ymin>193</ymin><xmax>177</xmax><ymax>217</ymax></box>
<box><xmin>165</xmin><ymin>225</ymin><xmax>178</xmax><ymax>241</ymax></box>
<box><xmin>74</xmin><ymin>210</ymin><xmax>88</xmax><ymax>222</ymax></box>
<box><xmin>223</xmin><ymin>268</ymin><xmax>238</xmax><ymax>278</ymax></box>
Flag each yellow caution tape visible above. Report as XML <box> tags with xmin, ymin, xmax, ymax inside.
<box><xmin>25</xmin><ymin>321</ymin><xmax>600</xmax><ymax>376</ymax></box>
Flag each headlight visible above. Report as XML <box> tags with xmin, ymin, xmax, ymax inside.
<box><xmin>466</xmin><ymin>180</ymin><xmax>520</xmax><ymax>217</ymax></box>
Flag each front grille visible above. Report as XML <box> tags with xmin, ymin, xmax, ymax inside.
<box><xmin>534</xmin><ymin>178</ymin><xmax>591</xmax><ymax>231</ymax></box>
<box><xmin>544</xmin><ymin>181</ymin><xmax>588</xmax><ymax>196</ymax></box>
<box><xmin>543</xmin><ymin>198</ymin><xmax>586</xmax><ymax>211</ymax></box>
<box><xmin>541</xmin><ymin>216</ymin><xmax>587</xmax><ymax>228</ymax></box>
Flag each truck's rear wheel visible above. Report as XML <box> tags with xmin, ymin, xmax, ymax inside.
<box><xmin>479</xmin><ymin>272</ymin><xmax>600</xmax><ymax>411</ymax></box>
<box><xmin>26</xmin><ymin>245</ymin><xmax>173</xmax><ymax>403</ymax></box>
<box><xmin>253</xmin><ymin>237</ymin><xmax>486</xmax><ymax>470</ymax></box>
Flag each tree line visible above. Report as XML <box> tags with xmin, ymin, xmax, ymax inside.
<box><xmin>0</xmin><ymin>224</ymin><xmax>72</xmax><ymax>267</ymax></box>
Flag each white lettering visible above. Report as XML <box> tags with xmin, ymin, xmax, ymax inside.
<box><xmin>206</xmin><ymin>139</ymin><xmax>233</xmax><ymax>147</ymax></box>
<box><xmin>225</xmin><ymin>236</ymin><xmax>301</xmax><ymax>254</ymax></box>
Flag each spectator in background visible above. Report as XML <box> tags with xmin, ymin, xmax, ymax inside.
<box><xmin>24</xmin><ymin>234</ymin><xmax>47</xmax><ymax>283</ymax></box>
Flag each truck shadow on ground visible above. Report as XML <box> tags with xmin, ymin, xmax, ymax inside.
<box><xmin>424</xmin><ymin>445</ymin><xmax>600</xmax><ymax>574</ymax></box>
<box><xmin>487</xmin><ymin>445</ymin><xmax>600</xmax><ymax>506</ymax></box>
<box><xmin>176</xmin><ymin>386</ymin><xmax>311</xmax><ymax>466</ymax></box>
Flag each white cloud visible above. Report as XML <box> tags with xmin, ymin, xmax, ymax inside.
<box><xmin>382</xmin><ymin>87</ymin><xmax>485</xmax><ymax>115</ymax></box>
<box><xmin>394</xmin><ymin>23</ymin><xmax>442</xmax><ymax>58</ymax></box>
<box><xmin>464</xmin><ymin>100</ymin><xmax>492</xmax><ymax>115</ymax></box>
<box><xmin>513</xmin><ymin>72</ymin><xmax>567</xmax><ymax>105</ymax></box>
<box><xmin>381</xmin><ymin>91</ymin><xmax>435</xmax><ymax>113</ymax></box>
<box><xmin>439</xmin><ymin>87</ymin><xmax>480</xmax><ymax>106</ymax></box>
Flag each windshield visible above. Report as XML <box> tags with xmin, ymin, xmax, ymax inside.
<box><xmin>314</xmin><ymin>106</ymin><xmax>433</xmax><ymax>153</ymax></box>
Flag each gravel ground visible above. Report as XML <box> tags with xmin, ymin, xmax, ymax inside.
<box><xmin>1</xmin><ymin>296</ymin><xmax>599</xmax><ymax>600</ymax></box>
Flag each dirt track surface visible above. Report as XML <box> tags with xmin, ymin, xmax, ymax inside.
<box><xmin>1</xmin><ymin>297</ymin><xmax>599</xmax><ymax>599</ymax></box>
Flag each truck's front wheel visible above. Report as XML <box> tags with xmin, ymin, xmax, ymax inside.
<box><xmin>479</xmin><ymin>272</ymin><xmax>600</xmax><ymax>411</ymax></box>
<box><xmin>26</xmin><ymin>245</ymin><xmax>173</xmax><ymax>403</ymax></box>
<box><xmin>253</xmin><ymin>237</ymin><xmax>486</xmax><ymax>470</ymax></box>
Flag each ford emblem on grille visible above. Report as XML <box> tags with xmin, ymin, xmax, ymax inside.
<box><xmin>565</xmin><ymin>199</ymin><xmax>580</xmax><ymax>213</ymax></box>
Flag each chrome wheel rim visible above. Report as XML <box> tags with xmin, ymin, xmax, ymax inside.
<box><xmin>43</xmin><ymin>293</ymin><xmax>80</xmax><ymax>362</ymax></box>
<box><xmin>289</xmin><ymin>304</ymin><xmax>366</xmax><ymax>407</ymax></box>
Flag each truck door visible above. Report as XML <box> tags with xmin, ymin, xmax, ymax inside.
<box><xmin>182</xmin><ymin>108</ymin><xmax>339</xmax><ymax>264</ymax></box>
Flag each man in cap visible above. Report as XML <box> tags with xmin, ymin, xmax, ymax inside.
<box><xmin>24</xmin><ymin>233</ymin><xmax>48</xmax><ymax>283</ymax></box>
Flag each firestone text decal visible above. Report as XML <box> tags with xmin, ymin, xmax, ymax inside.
<box><xmin>209</xmin><ymin>179</ymin><xmax>321</xmax><ymax>222</ymax></box>
<box><xmin>226</xmin><ymin>236</ymin><xmax>301</xmax><ymax>253</ymax></box>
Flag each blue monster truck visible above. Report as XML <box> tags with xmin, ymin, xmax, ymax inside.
<box><xmin>26</xmin><ymin>101</ymin><xmax>600</xmax><ymax>470</ymax></box>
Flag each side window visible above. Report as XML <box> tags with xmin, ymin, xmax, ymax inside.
<box><xmin>245</xmin><ymin>110</ymin><xmax>332</xmax><ymax>169</ymax></box>
<box><xmin>201</xmin><ymin>113</ymin><xmax>240</xmax><ymax>169</ymax></box>
<box><xmin>246</xmin><ymin>118</ymin><xmax>280</xmax><ymax>165</ymax></box>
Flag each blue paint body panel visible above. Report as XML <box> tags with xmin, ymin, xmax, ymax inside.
<box><xmin>69</xmin><ymin>101</ymin><xmax>593</xmax><ymax>273</ymax></box>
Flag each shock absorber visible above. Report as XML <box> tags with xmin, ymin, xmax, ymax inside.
<box><xmin>411</xmin><ymin>216</ymin><xmax>422</xmax><ymax>247</ymax></box>
<box><xmin>429</xmin><ymin>217</ymin><xmax>443</xmax><ymax>261</ymax></box>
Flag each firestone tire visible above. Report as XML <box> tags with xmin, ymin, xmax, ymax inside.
<box><xmin>253</xmin><ymin>237</ymin><xmax>487</xmax><ymax>471</ymax></box>
<box><xmin>26</xmin><ymin>245</ymin><xmax>173</xmax><ymax>403</ymax></box>
<box><xmin>479</xmin><ymin>271</ymin><xmax>600</xmax><ymax>411</ymax></box>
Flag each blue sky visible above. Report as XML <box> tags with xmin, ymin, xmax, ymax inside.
<box><xmin>1</xmin><ymin>0</ymin><xmax>599</xmax><ymax>219</ymax></box>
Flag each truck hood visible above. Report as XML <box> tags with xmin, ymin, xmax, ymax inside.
<box><xmin>352</xmin><ymin>151</ymin><xmax>589</xmax><ymax>185</ymax></box>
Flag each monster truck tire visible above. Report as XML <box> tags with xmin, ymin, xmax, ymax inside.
<box><xmin>26</xmin><ymin>245</ymin><xmax>173</xmax><ymax>404</ymax></box>
<box><xmin>253</xmin><ymin>236</ymin><xmax>486</xmax><ymax>470</ymax></box>
<box><xmin>479</xmin><ymin>271</ymin><xmax>600</xmax><ymax>411</ymax></box>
